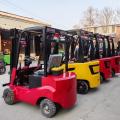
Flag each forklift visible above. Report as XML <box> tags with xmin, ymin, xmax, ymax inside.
<box><xmin>106</xmin><ymin>36</ymin><xmax>120</xmax><ymax>76</ymax></box>
<box><xmin>91</xmin><ymin>33</ymin><xmax>120</xmax><ymax>78</ymax></box>
<box><xmin>92</xmin><ymin>33</ymin><xmax>112</xmax><ymax>82</ymax></box>
<box><xmin>57</xmin><ymin>29</ymin><xmax>100</xmax><ymax>94</ymax></box>
<box><xmin>2</xmin><ymin>26</ymin><xmax>77</xmax><ymax>118</ymax></box>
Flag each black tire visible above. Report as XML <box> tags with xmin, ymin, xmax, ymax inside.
<box><xmin>3</xmin><ymin>88</ymin><xmax>15</xmax><ymax>105</ymax></box>
<box><xmin>100</xmin><ymin>74</ymin><xmax>104</xmax><ymax>83</ymax></box>
<box><xmin>0</xmin><ymin>66</ymin><xmax>6</xmax><ymax>75</ymax></box>
<box><xmin>40</xmin><ymin>99</ymin><xmax>57</xmax><ymax>118</ymax></box>
<box><xmin>112</xmin><ymin>69</ymin><xmax>115</xmax><ymax>77</ymax></box>
<box><xmin>77</xmin><ymin>81</ymin><xmax>89</xmax><ymax>94</ymax></box>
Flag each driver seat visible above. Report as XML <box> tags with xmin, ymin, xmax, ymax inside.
<box><xmin>28</xmin><ymin>54</ymin><xmax>62</xmax><ymax>88</ymax></box>
<box><xmin>34</xmin><ymin>54</ymin><xmax>62</xmax><ymax>75</ymax></box>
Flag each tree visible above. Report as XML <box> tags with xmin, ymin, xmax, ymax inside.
<box><xmin>82</xmin><ymin>6</ymin><xmax>98</xmax><ymax>27</ymax></box>
<box><xmin>98</xmin><ymin>7</ymin><xmax>114</xmax><ymax>26</ymax></box>
<box><xmin>73</xmin><ymin>6</ymin><xmax>98</xmax><ymax>28</ymax></box>
<box><xmin>115</xmin><ymin>9</ymin><xmax>120</xmax><ymax>24</ymax></box>
<box><xmin>73</xmin><ymin>7</ymin><xmax>116</xmax><ymax>29</ymax></box>
<box><xmin>97</xmin><ymin>7</ymin><xmax>115</xmax><ymax>33</ymax></box>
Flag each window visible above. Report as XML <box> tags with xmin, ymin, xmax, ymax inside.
<box><xmin>112</xmin><ymin>26</ymin><xmax>115</xmax><ymax>33</ymax></box>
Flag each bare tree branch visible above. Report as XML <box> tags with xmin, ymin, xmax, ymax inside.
<box><xmin>82</xmin><ymin>6</ymin><xmax>98</xmax><ymax>27</ymax></box>
<box><xmin>73</xmin><ymin>7</ymin><xmax>116</xmax><ymax>29</ymax></box>
<box><xmin>114</xmin><ymin>9</ymin><xmax>120</xmax><ymax>24</ymax></box>
<box><xmin>98</xmin><ymin>7</ymin><xmax>114</xmax><ymax>26</ymax></box>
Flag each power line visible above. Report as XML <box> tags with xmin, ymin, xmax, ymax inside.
<box><xmin>0</xmin><ymin>0</ymin><xmax>42</xmax><ymax>20</ymax></box>
<box><xmin>0</xmin><ymin>0</ymin><xmax>50</xmax><ymax>25</ymax></box>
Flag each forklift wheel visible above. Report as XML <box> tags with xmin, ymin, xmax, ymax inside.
<box><xmin>77</xmin><ymin>81</ymin><xmax>89</xmax><ymax>94</ymax></box>
<box><xmin>3</xmin><ymin>88</ymin><xmax>15</xmax><ymax>105</ymax></box>
<box><xmin>0</xmin><ymin>67</ymin><xmax>6</xmax><ymax>75</ymax></box>
<box><xmin>40</xmin><ymin>99</ymin><xmax>57</xmax><ymax>118</ymax></box>
<box><xmin>112</xmin><ymin>69</ymin><xmax>115</xmax><ymax>77</ymax></box>
<box><xmin>100</xmin><ymin>74</ymin><xmax>104</xmax><ymax>83</ymax></box>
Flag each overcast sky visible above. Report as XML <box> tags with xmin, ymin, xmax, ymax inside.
<box><xmin>0</xmin><ymin>0</ymin><xmax>120</xmax><ymax>29</ymax></box>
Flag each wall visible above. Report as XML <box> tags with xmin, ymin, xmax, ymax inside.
<box><xmin>0</xmin><ymin>16</ymin><xmax>46</xmax><ymax>29</ymax></box>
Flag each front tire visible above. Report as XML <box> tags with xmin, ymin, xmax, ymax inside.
<box><xmin>112</xmin><ymin>69</ymin><xmax>115</xmax><ymax>77</ymax></box>
<box><xmin>100</xmin><ymin>74</ymin><xmax>104</xmax><ymax>83</ymax></box>
<box><xmin>40</xmin><ymin>99</ymin><xmax>57</xmax><ymax>118</ymax></box>
<box><xmin>3</xmin><ymin>88</ymin><xmax>15</xmax><ymax>105</ymax></box>
<box><xmin>77</xmin><ymin>81</ymin><xmax>89</xmax><ymax>94</ymax></box>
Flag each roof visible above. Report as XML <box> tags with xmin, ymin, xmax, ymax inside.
<box><xmin>82</xmin><ymin>24</ymin><xmax>120</xmax><ymax>29</ymax></box>
<box><xmin>0</xmin><ymin>11</ymin><xmax>51</xmax><ymax>26</ymax></box>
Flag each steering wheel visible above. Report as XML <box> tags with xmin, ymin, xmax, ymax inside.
<box><xmin>24</xmin><ymin>56</ymin><xmax>35</xmax><ymax>66</ymax></box>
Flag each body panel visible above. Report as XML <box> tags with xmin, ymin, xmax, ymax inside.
<box><xmin>98</xmin><ymin>58</ymin><xmax>112</xmax><ymax>80</ymax></box>
<box><xmin>9</xmin><ymin>72</ymin><xmax>77</xmax><ymax>109</ymax></box>
<box><xmin>53</xmin><ymin>61</ymin><xmax>100</xmax><ymax>88</ymax></box>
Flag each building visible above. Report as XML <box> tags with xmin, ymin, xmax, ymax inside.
<box><xmin>0</xmin><ymin>11</ymin><xmax>51</xmax><ymax>53</ymax></box>
<box><xmin>0</xmin><ymin>11</ymin><xmax>50</xmax><ymax>29</ymax></box>
<box><xmin>82</xmin><ymin>24</ymin><xmax>120</xmax><ymax>44</ymax></box>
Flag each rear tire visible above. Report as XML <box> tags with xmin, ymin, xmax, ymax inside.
<box><xmin>100</xmin><ymin>74</ymin><xmax>104</xmax><ymax>83</ymax></box>
<box><xmin>40</xmin><ymin>99</ymin><xmax>57</xmax><ymax>118</ymax></box>
<box><xmin>77</xmin><ymin>81</ymin><xmax>89</xmax><ymax>94</ymax></box>
<box><xmin>3</xmin><ymin>88</ymin><xmax>15</xmax><ymax>105</ymax></box>
<box><xmin>112</xmin><ymin>69</ymin><xmax>115</xmax><ymax>77</ymax></box>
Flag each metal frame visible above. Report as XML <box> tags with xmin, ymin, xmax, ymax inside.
<box><xmin>10</xmin><ymin>26</ymin><xmax>69</xmax><ymax>77</ymax></box>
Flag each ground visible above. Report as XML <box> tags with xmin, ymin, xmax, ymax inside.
<box><xmin>0</xmin><ymin>66</ymin><xmax>120</xmax><ymax>120</ymax></box>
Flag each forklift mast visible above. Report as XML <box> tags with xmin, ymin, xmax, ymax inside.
<box><xmin>10</xmin><ymin>27</ymin><xmax>69</xmax><ymax>77</ymax></box>
<box><xmin>101</xmin><ymin>36</ymin><xmax>106</xmax><ymax>58</ymax></box>
<box><xmin>67</xmin><ymin>30</ymin><xmax>85</xmax><ymax>63</ymax></box>
<box><xmin>10</xmin><ymin>29</ymin><xmax>31</xmax><ymax>71</ymax></box>
<box><xmin>77</xmin><ymin>30</ymin><xmax>96</xmax><ymax>61</ymax></box>
<box><xmin>110</xmin><ymin>37</ymin><xmax>115</xmax><ymax>56</ymax></box>
<box><xmin>87</xmin><ymin>33</ymin><xmax>96</xmax><ymax>60</ymax></box>
<box><xmin>93</xmin><ymin>34</ymin><xmax>107</xmax><ymax>59</ymax></box>
<box><xmin>10</xmin><ymin>29</ymin><xmax>20</xmax><ymax>72</ymax></box>
<box><xmin>105</xmin><ymin>36</ymin><xmax>111</xmax><ymax>57</ymax></box>
<box><xmin>45</xmin><ymin>29</ymin><xmax>69</xmax><ymax>72</ymax></box>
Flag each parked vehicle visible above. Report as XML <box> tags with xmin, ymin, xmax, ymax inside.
<box><xmin>3</xmin><ymin>27</ymin><xmax>77</xmax><ymax>118</ymax></box>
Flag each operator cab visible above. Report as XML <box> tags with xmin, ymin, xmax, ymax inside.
<box><xmin>10</xmin><ymin>27</ymin><xmax>67</xmax><ymax>88</ymax></box>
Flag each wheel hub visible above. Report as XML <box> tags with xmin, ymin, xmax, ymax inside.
<box><xmin>43</xmin><ymin>105</ymin><xmax>50</xmax><ymax>114</ymax></box>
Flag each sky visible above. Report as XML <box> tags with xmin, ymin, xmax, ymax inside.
<box><xmin>0</xmin><ymin>0</ymin><xmax>120</xmax><ymax>30</ymax></box>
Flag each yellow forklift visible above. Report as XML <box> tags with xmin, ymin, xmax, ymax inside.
<box><xmin>51</xmin><ymin>29</ymin><xmax>100</xmax><ymax>94</ymax></box>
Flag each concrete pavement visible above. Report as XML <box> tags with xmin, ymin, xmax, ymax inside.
<box><xmin>0</xmin><ymin>66</ymin><xmax>120</xmax><ymax>120</ymax></box>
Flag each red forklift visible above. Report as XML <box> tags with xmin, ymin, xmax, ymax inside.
<box><xmin>2</xmin><ymin>26</ymin><xmax>77</xmax><ymax>118</ymax></box>
<box><xmin>92</xmin><ymin>33</ymin><xmax>112</xmax><ymax>82</ymax></box>
<box><xmin>106</xmin><ymin>36</ymin><xmax>120</xmax><ymax>76</ymax></box>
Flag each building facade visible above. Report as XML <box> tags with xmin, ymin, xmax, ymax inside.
<box><xmin>0</xmin><ymin>11</ymin><xmax>50</xmax><ymax>29</ymax></box>
<box><xmin>82</xmin><ymin>24</ymin><xmax>120</xmax><ymax>44</ymax></box>
<box><xmin>0</xmin><ymin>11</ymin><xmax>50</xmax><ymax>54</ymax></box>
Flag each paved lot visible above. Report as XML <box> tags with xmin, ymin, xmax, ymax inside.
<box><xmin>0</xmin><ymin>66</ymin><xmax>120</xmax><ymax>120</ymax></box>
